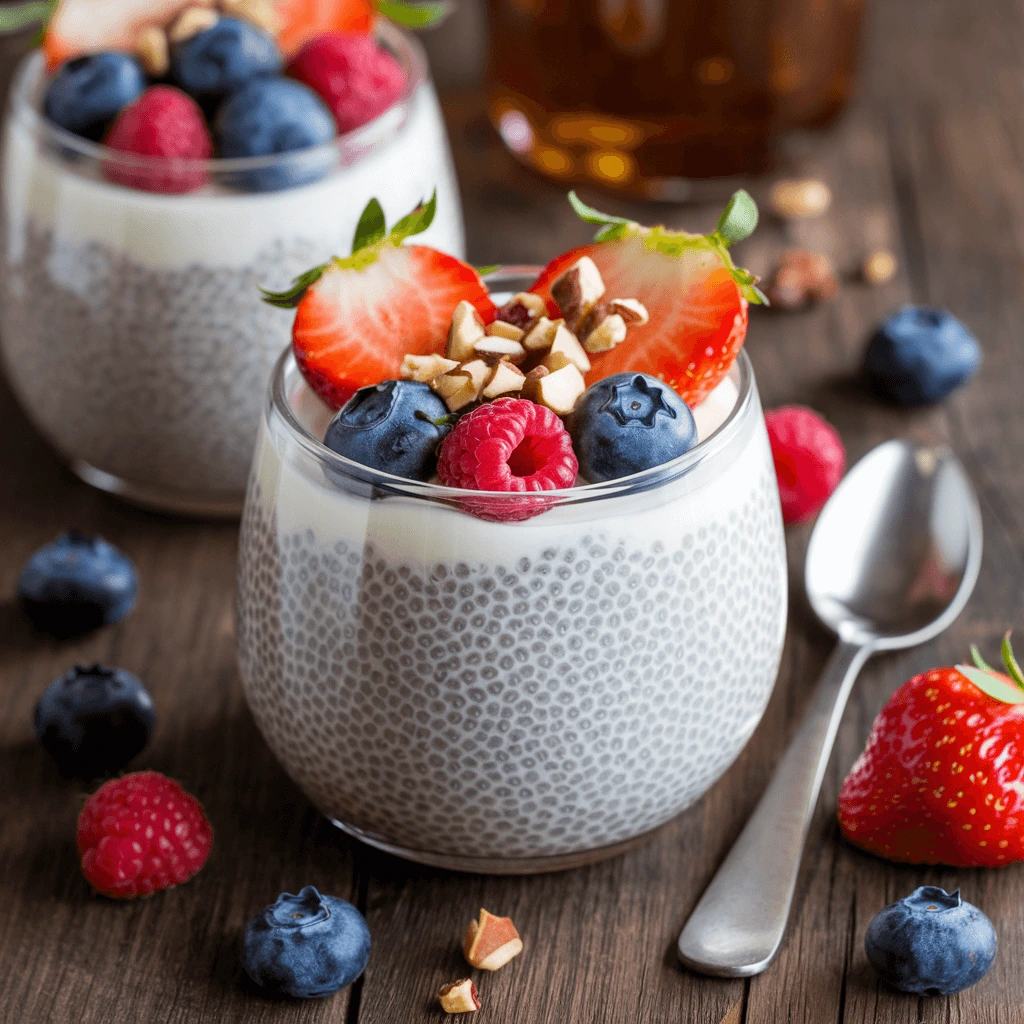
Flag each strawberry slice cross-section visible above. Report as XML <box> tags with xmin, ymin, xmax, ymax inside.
<box><xmin>263</xmin><ymin>192</ymin><xmax>496</xmax><ymax>409</ymax></box>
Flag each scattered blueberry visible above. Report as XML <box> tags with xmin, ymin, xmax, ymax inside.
<box><xmin>242</xmin><ymin>886</ymin><xmax>371</xmax><ymax>998</ymax></box>
<box><xmin>216</xmin><ymin>77</ymin><xmax>336</xmax><ymax>192</ymax></box>
<box><xmin>323</xmin><ymin>380</ymin><xmax>452</xmax><ymax>481</ymax></box>
<box><xmin>43</xmin><ymin>52</ymin><xmax>147</xmax><ymax>141</ymax></box>
<box><xmin>864</xmin><ymin>306</ymin><xmax>981</xmax><ymax>406</ymax></box>
<box><xmin>865</xmin><ymin>886</ymin><xmax>996</xmax><ymax>996</ymax></box>
<box><xmin>171</xmin><ymin>17</ymin><xmax>282</xmax><ymax>101</ymax></box>
<box><xmin>35</xmin><ymin>665</ymin><xmax>155</xmax><ymax>779</ymax></box>
<box><xmin>567</xmin><ymin>371</ymin><xmax>698</xmax><ymax>483</ymax></box>
<box><xmin>18</xmin><ymin>531</ymin><xmax>137</xmax><ymax>637</ymax></box>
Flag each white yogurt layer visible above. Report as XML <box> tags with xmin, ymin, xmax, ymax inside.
<box><xmin>3</xmin><ymin>59</ymin><xmax>464</xmax><ymax>270</ymax></box>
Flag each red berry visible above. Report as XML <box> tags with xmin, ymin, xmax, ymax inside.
<box><xmin>104</xmin><ymin>86</ymin><xmax>212</xmax><ymax>194</ymax></box>
<box><xmin>287</xmin><ymin>32</ymin><xmax>406</xmax><ymax>133</ymax></box>
<box><xmin>838</xmin><ymin>663</ymin><xmax>1024</xmax><ymax>867</ymax></box>
<box><xmin>764</xmin><ymin>405</ymin><xmax>845</xmax><ymax>524</ymax></box>
<box><xmin>77</xmin><ymin>771</ymin><xmax>213</xmax><ymax>898</ymax></box>
<box><xmin>437</xmin><ymin>399</ymin><xmax>578</xmax><ymax>521</ymax></box>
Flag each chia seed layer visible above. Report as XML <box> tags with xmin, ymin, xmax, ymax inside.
<box><xmin>237</xmin><ymin>459</ymin><xmax>787</xmax><ymax>862</ymax></box>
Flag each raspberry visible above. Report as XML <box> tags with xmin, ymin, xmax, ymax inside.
<box><xmin>104</xmin><ymin>86</ymin><xmax>212</xmax><ymax>194</ymax></box>
<box><xmin>765</xmin><ymin>405</ymin><xmax>845</xmax><ymax>524</ymax></box>
<box><xmin>77</xmin><ymin>771</ymin><xmax>213</xmax><ymax>898</ymax></box>
<box><xmin>437</xmin><ymin>399</ymin><xmax>578</xmax><ymax>521</ymax></box>
<box><xmin>286</xmin><ymin>32</ymin><xmax>407</xmax><ymax>133</ymax></box>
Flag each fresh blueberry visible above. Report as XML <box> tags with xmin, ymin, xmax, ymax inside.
<box><xmin>242</xmin><ymin>886</ymin><xmax>371</xmax><ymax>998</ymax></box>
<box><xmin>324</xmin><ymin>380</ymin><xmax>452</xmax><ymax>481</ymax></box>
<box><xmin>567</xmin><ymin>371</ymin><xmax>697</xmax><ymax>483</ymax></box>
<box><xmin>864</xmin><ymin>306</ymin><xmax>981</xmax><ymax>405</ymax></box>
<box><xmin>18</xmin><ymin>531</ymin><xmax>138</xmax><ymax>637</ymax></box>
<box><xmin>34</xmin><ymin>665</ymin><xmax>155</xmax><ymax>779</ymax></box>
<box><xmin>865</xmin><ymin>886</ymin><xmax>996</xmax><ymax>996</ymax></box>
<box><xmin>216</xmin><ymin>77</ymin><xmax>336</xmax><ymax>192</ymax></box>
<box><xmin>171</xmin><ymin>17</ymin><xmax>282</xmax><ymax>101</ymax></box>
<box><xmin>44</xmin><ymin>52</ymin><xmax>147</xmax><ymax>141</ymax></box>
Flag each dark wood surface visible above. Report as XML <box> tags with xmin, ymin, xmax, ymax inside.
<box><xmin>3</xmin><ymin>0</ymin><xmax>1024</xmax><ymax>1020</ymax></box>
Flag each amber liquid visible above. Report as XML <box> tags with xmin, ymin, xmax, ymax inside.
<box><xmin>486</xmin><ymin>0</ymin><xmax>864</xmax><ymax>195</ymax></box>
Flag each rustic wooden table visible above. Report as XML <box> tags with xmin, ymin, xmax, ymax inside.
<box><xmin>2</xmin><ymin>0</ymin><xmax>1023</xmax><ymax>1021</ymax></box>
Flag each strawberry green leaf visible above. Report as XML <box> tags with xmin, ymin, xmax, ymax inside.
<box><xmin>352</xmin><ymin>198</ymin><xmax>387</xmax><ymax>255</ymax></box>
<box><xmin>0</xmin><ymin>0</ymin><xmax>54</xmax><ymax>31</ymax></box>
<box><xmin>716</xmin><ymin>189</ymin><xmax>759</xmax><ymax>246</ymax></box>
<box><xmin>956</xmin><ymin>665</ymin><xmax>1024</xmax><ymax>705</ymax></box>
<box><xmin>475</xmin><ymin>265</ymin><xmax>500</xmax><ymax>277</ymax></box>
<box><xmin>568</xmin><ymin>191</ymin><xmax>635</xmax><ymax>241</ymax></box>
<box><xmin>971</xmin><ymin>644</ymin><xmax>995</xmax><ymax>672</ymax></box>
<box><xmin>375</xmin><ymin>0</ymin><xmax>451</xmax><ymax>28</ymax></box>
<box><xmin>260</xmin><ymin>263</ymin><xmax>329</xmax><ymax>309</ymax></box>
<box><xmin>1002</xmin><ymin>631</ymin><xmax>1024</xmax><ymax>690</ymax></box>
<box><xmin>390</xmin><ymin>189</ymin><xmax>437</xmax><ymax>244</ymax></box>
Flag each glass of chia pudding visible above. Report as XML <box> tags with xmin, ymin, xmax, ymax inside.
<box><xmin>0</xmin><ymin>12</ymin><xmax>462</xmax><ymax>517</ymax></box>
<box><xmin>237</xmin><ymin>247</ymin><xmax>788</xmax><ymax>872</ymax></box>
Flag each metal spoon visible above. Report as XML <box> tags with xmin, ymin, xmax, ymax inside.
<box><xmin>677</xmin><ymin>439</ymin><xmax>983</xmax><ymax>977</ymax></box>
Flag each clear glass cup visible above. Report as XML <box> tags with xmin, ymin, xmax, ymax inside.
<box><xmin>236</xmin><ymin>268</ymin><xmax>788</xmax><ymax>873</ymax></box>
<box><xmin>0</xmin><ymin>23</ymin><xmax>464</xmax><ymax>517</ymax></box>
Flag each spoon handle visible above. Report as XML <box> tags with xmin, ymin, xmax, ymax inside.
<box><xmin>677</xmin><ymin>639</ymin><xmax>871</xmax><ymax>977</ymax></box>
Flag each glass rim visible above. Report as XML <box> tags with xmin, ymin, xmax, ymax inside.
<box><xmin>267</xmin><ymin>266</ymin><xmax>759</xmax><ymax>507</ymax></box>
<box><xmin>8</xmin><ymin>20</ymin><xmax>427</xmax><ymax>175</ymax></box>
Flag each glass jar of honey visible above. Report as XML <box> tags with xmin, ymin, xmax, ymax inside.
<box><xmin>486</xmin><ymin>0</ymin><xmax>864</xmax><ymax>197</ymax></box>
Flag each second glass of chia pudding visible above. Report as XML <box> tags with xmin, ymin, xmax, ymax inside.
<box><xmin>1</xmin><ymin>5</ymin><xmax>463</xmax><ymax>516</ymax></box>
<box><xmin>236</xmin><ymin>194</ymin><xmax>789</xmax><ymax>873</ymax></box>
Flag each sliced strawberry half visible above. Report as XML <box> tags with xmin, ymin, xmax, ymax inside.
<box><xmin>530</xmin><ymin>192</ymin><xmax>765</xmax><ymax>407</ymax></box>
<box><xmin>263</xmin><ymin>192</ymin><xmax>496</xmax><ymax>409</ymax></box>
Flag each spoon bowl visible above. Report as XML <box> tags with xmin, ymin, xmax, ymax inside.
<box><xmin>806</xmin><ymin>440</ymin><xmax>983</xmax><ymax>648</ymax></box>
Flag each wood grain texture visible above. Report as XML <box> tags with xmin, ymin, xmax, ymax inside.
<box><xmin>3</xmin><ymin>0</ymin><xmax>1024</xmax><ymax>1020</ymax></box>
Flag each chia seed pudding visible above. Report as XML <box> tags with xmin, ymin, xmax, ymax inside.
<box><xmin>0</xmin><ymin>30</ymin><xmax>463</xmax><ymax>516</ymax></box>
<box><xmin>236</xmin><ymin>347</ymin><xmax>788</xmax><ymax>871</ymax></box>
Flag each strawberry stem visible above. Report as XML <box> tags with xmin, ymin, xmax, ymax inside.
<box><xmin>1002</xmin><ymin>631</ymin><xmax>1024</xmax><ymax>691</ymax></box>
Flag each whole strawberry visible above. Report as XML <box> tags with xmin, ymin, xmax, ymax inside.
<box><xmin>839</xmin><ymin>634</ymin><xmax>1024</xmax><ymax>867</ymax></box>
<box><xmin>77</xmin><ymin>771</ymin><xmax>213</xmax><ymax>897</ymax></box>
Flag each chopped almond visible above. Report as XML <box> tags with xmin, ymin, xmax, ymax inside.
<box><xmin>168</xmin><ymin>6</ymin><xmax>218</xmax><ymax>42</ymax></box>
<box><xmin>550</xmin><ymin>256</ymin><xmax>605</xmax><ymax>326</ymax></box>
<box><xmin>474</xmin><ymin>336</ymin><xmax>526</xmax><ymax>364</ymax></box>
<box><xmin>463</xmin><ymin>909</ymin><xmax>524</xmax><ymax>971</ymax></box>
<box><xmin>543</xmin><ymin>322</ymin><xmax>591</xmax><ymax>374</ymax></box>
<box><xmin>497</xmin><ymin>291</ymin><xmax>546</xmax><ymax>328</ymax></box>
<box><xmin>135</xmin><ymin>26</ymin><xmax>169</xmax><ymax>77</ymax></box>
<box><xmin>400</xmin><ymin>353</ymin><xmax>459</xmax><ymax>383</ymax></box>
<box><xmin>582</xmin><ymin>313</ymin><xmax>627</xmax><ymax>354</ymax></box>
<box><xmin>521</xmin><ymin>364</ymin><xmax>549</xmax><ymax>402</ymax></box>
<box><xmin>438</xmin><ymin>978</ymin><xmax>481</xmax><ymax>1013</ymax></box>
<box><xmin>482</xmin><ymin>361</ymin><xmax>526</xmax><ymax>399</ymax></box>
<box><xmin>486</xmin><ymin>319</ymin><xmax>525</xmax><ymax>342</ymax></box>
<box><xmin>522</xmin><ymin>316</ymin><xmax>559</xmax><ymax>353</ymax></box>
<box><xmin>609</xmin><ymin>297</ymin><xmax>649</xmax><ymax>325</ymax></box>
<box><xmin>220</xmin><ymin>0</ymin><xmax>280</xmax><ymax>32</ymax></box>
<box><xmin>533</xmin><ymin>363</ymin><xmax>586</xmax><ymax>416</ymax></box>
<box><xmin>446</xmin><ymin>300</ymin><xmax>486</xmax><ymax>362</ymax></box>
<box><xmin>432</xmin><ymin>370</ymin><xmax>479</xmax><ymax>412</ymax></box>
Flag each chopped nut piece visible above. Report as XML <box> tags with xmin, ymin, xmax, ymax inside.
<box><xmin>220</xmin><ymin>0</ymin><xmax>280</xmax><ymax>32</ymax></box>
<box><xmin>482</xmin><ymin>361</ymin><xmax>526</xmax><ymax>399</ymax></box>
<box><xmin>862</xmin><ymin>250</ymin><xmax>898</xmax><ymax>284</ymax></box>
<box><xmin>521</xmin><ymin>364</ymin><xmax>550</xmax><ymax>402</ymax></box>
<box><xmin>550</xmin><ymin>256</ymin><xmax>605</xmax><ymax>326</ymax></box>
<box><xmin>400</xmin><ymin>353</ymin><xmax>459</xmax><ymax>383</ymax></box>
<box><xmin>136</xmin><ymin>26</ymin><xmax>170</xmax><ymax>76</ymax></box>
<box><xmin>543</xmin><ymin>322</ymin><xmax>591</xmax><ymax>374</ymax></box>
<box><xmin>770</xmin><ymin>178</ymin><xmax>832</xmax><ymax>220</ymax></box>
<box><xmin>486</xmin><ymin>319</ymin><xmax>525</xmax><ymax>342</ymax></box>
<box><xmin>460</xmin><ymin>359</ymin><xmax>491</xmax><ymax>392</ymax></box>
<box><xmin>582</xmin><ymin>313</ymin><xmax>628</xmax><ymax>354</ymax></box>
<box><xmin>609</xmin><ymin>297</ymin><xmax>649</xmax><ymax>326</ymax></box>
<box><xmin>766</xmin><ymin>249</ymin><xmax>839</xmax><ymax>310</ymax></box>
<box><xmin>474</xmin><ymin>336</ymin><xmax>526</xmax><ymax>364</ymax></box>
<box><xmin>168</xmin><ymin>6</ymin><xmax>219</xmax><ymax>42</ymax></box>
<box><xmin>438</xmin><ymin>978</ymin><xmax>481</xmax><ymax>1014</ymax></box>
<box><xmin>532</xmin><ymin>363</ymin><xmax>586</xmax><ymax>416</ymax></box>
<box><xmin>463</xmin><ymin>908</ymin><xmax>524</xmax><ymax>971</ymax></box>
<box><xmin>446</xmin><ymin>300</ymin><xmax>486</xmax><ymax>362</ymax></box>
<box><xmin>497</xmin><ymin>291</ymin><xmax>546</xmax><ymax>328</ymax></box>
<box><xmin>522</xmin><ymin>316</ymin><xmax>559</xmax><ymax>353</ymax></box>
<box><xmin>431</xmin><ymin>371</ymin><xmax>478</xmax><ymax>412</ymax></box>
